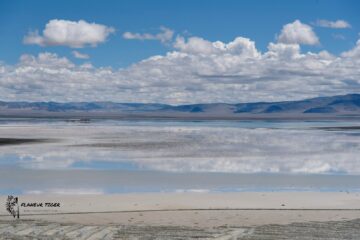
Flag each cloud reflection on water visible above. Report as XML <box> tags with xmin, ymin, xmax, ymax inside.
<box><xmin>0</xmin><ymin>121</ymin><xmax>360</xmax><ymax>174</ymax></box>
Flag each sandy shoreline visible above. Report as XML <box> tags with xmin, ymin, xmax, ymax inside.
<box><xmin>1</xmin><ymin>192</ymin><xmax>360</xmax><ymax>239</ymax></box>
<box><xmin>1</xmin><ymin>192</ymin><xmax>360</xmax><ymax>226</ymax></box>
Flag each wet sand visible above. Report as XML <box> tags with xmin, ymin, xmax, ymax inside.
<box><xmin>0</xmin><ymin>192</ymin><xmax>360</xmax><ymax>239</ymax></box>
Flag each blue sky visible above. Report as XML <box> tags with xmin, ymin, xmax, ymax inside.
<box><xmin>0</xmin><ymin>0</ymin><xmax>359</xmax><ymax>103</ymax></box>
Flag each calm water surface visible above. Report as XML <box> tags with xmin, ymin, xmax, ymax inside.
<box><xmin>1</xmin><ymin>119</ymin><xmax>360</xmax><ymax>194</ymax></box>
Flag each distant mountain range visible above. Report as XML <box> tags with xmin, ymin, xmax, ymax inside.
<box><xmin>0</xmin><ymin>93</ymin><xmax>360</xmax><ymax>119</ymax></box>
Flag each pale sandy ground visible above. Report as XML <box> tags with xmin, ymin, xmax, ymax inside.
<box><xmin>0</xmin><ymin>192</ymin><xmax>360</xmax><ymax>239</ymax></box>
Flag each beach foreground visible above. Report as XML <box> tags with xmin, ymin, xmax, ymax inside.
<box><xmin>0</xmin><ymin>192</ymin><xmax>360</xmax><ymax>239</ymax></box>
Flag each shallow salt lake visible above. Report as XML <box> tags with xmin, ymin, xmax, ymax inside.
<box><xmin>1</xmin><ymin>119</ymin><xmax>360</xmax><ymax>194</ymax></box>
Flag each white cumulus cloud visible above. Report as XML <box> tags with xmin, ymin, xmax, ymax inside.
<box><xmin>72</xmin><ymin>50</ymin><xmax>90</xmax><ymax>59</ymax></box>
<box><xmin>173</xmin><ymin>36</ymin><xmax>260</xmax><ymax>58</ymax></box>
<box><xmin>341</xmin><ymin>39</ymin><xmax>360</xmax><ymax>58</ymax></box>
<box><xmin>123</xmin><ymin>26</ymin><xmax>174</xmax><ymax>43</ymax></box>
<box><xmin>278</xmin><ymin>20</ymin><xmax>319</xmax><ymax>45</ymax></box>
<box><xmin>2</xmin><ymin>20</ymin><xmax>360</xmax><ymax>104</ymax></box>
<box><xmin>23</xmin><ymin>19</ymin><xmax>115</xmax><ymax>48</ymax></box>
<box><xmin>315</xmin><ymin>19</ymin><xmax>351</xmax><ymax>29</ymax></box>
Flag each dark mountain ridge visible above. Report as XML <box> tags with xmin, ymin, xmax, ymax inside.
<box><xmin>0</xmin><ymin>94</ymin><xmax>359</xmax><ymax>119</ymax></box>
